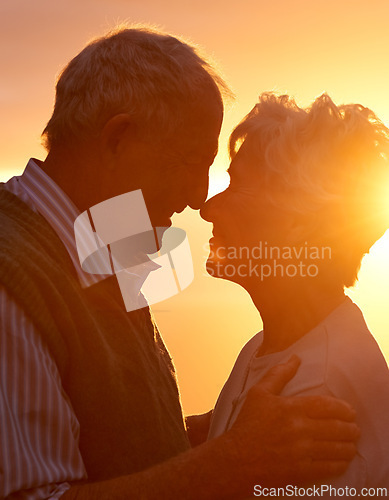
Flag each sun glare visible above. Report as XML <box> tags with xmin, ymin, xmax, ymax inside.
<box><xmin>346</xmin><ymin>229</ymin><xmax>389</xmax><ymax>362</ymax></box>
<box><xmin>0</xmin><ymin>166</ymin><xmax>21</xmax><ymax>182</ymax></box>
<box><xmin>208</xmin><ymin>169</ymin><xmax>230</xmax><ymax>199</ymax></box>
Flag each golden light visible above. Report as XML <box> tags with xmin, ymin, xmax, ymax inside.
<box><xmin>3</xmin><ymin>0</ymin><xmax>389</xmax><ymax>416</ymax></box>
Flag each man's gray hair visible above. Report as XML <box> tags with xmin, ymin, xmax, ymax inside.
<box><xmin>230</xmin><ymin>92</ymin><xmax>389</xmax><ymax>287</ymax></box>
<box><xmin>42</xmin><ymin>25</ymin><xmax>231</xmax><ymax>150</ymax></box>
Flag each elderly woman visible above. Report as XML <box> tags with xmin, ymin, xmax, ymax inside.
<box><xmin>201</xmin><ymin>93</ymin><xmax>389</xmax><ymax>490</ymax></box>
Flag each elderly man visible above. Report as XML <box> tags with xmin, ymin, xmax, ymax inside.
<box><xmin>0</xmin><ymin>27</ymin><xmax>359</xmax><ymax>499</ymax></box>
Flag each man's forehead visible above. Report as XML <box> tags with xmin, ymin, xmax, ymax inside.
<box><xmin>187</xmin><ymin>98</ymin><xmax>223</xmax><ymax>126</ymax></box>
<box><xmin>175</xmin><ymin>101</ymin><xmax>222</xmax><ymax>146</ymax></box>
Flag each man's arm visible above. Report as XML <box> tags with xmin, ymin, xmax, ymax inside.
<box><xmin>185</xmin><ymin>410</ymin><xmax>213</xmax><ymax>447</ymax></box>
<box><xmin>0</xmin><ymin>288</ymin><xmax>87</xmax><ymax>499</ymax></box>
<box><xmin>62</xmin><ymin>357</ymin><xmax>359</xmax><ymax>500</ymax></box>
<box><xmin>1</xmin><ymin>288</ymin><xmax>358</xmax><ymax>500</ymax></box>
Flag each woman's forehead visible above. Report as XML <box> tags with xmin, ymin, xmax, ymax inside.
<box><xmin>228</xmin><ymin>144</ymin><xmax>262</xmax><ymax>178</ymax></box>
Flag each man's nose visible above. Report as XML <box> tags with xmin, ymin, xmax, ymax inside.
<box><xmin>187</xmin><ymin>175</ymin><xmax>209</xmax><ymax>210</ymax></box>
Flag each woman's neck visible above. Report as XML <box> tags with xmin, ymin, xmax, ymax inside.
<box><xmin>247</xmin><ymin>278</ymin><xmax>346</xmax><ymax>356</ymax></box>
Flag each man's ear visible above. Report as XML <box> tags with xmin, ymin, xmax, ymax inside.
<box><xmin>100</xmin><ymin>114</ymin><xmax>135</xmax><ymax>166</ymax></box>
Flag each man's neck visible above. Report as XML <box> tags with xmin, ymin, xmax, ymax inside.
<box><xmin>41</xmin><ymin>146</ymin><xmax>104</xmax><ymax>213</ymax></box>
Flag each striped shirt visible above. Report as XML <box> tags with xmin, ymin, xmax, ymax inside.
<box><xmin>0</xmin><ymin>159</ymin><xmax>104</xmax><ymax>499</ymax></box>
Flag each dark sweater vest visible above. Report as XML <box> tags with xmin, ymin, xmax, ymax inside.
<box><xmin>0</xmin><ymin>187</ymin><xmax>190</xmax><ymax>481</ymax></box>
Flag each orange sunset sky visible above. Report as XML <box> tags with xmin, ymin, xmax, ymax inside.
<box><xmin>2</xmin><ymin>0</ymin><xmax>389</xmax><ymax>415</ymax></box>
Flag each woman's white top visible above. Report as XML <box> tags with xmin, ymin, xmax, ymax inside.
<box><xmin>208</xmin><ymin>297</ymin><xmax>389</xmax><ymax>489</ymax></box>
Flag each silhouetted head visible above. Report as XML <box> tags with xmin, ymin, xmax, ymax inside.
<box><xmin>42</xmin><ymin>25</ymin><xmax>229</xmax><ymax>225</ymax></box>
<box><xmin>202</xmin><ymin>92</ymin><xmax>389</xmax><ymax>289</ymax></box>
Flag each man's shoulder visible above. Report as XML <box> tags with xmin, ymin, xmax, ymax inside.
<box><xmin>0</xmin><ymin>186</ymin><xmax>44</xmax><ymax>248</ymax></box>
<box><xmin>0</xmin><ymin>186</ymin><xmax>72</xmax><ymax>271</ymax></box>
<box><xmin>0</xmin><ymin>187</ymin><xmax>40</xmax><ymax>285</ymax></box>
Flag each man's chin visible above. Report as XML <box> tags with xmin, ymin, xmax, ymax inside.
<box><xmin>205</xmin><ymin>257</ymin><xmax>247</xmax><ymax>287</ymax></box>
<box><xmin>152</xmin><ymin>219</ymin><xmax>172</xmax><ymax>230</ymax></box>
<box><xmin>205</xmin><ymin>259</ymin><xmax>220</xmax><ymax>278</ymax></box>
<box><xmin>205</xmin><ymin>258</ymin><xmax>229</xmax><ymax>280</ymax></box>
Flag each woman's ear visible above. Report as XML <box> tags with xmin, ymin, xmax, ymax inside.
<box><xmin>99</xmin><ymin>114</ymin><xmax>135</xmax><ymax>167</ymax></box>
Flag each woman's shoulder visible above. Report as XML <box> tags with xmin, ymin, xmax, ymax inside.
<box><xmin>292</xmin><ymin>297</ymin><xmax>389</xmax><ymax>487</ymax></box>
<box><xmin>235</xmin><ymin>331</ymin><xmax>264</xmax><ymax>362</ymax></box>
<box><xmin>277</xmin><ymin>298</ymin><xmax>389</xmax><ymax>397</ymax></box>
<box><xmin>322</xmin><ymin>298</ymin><xmax>389</xmax><ymax>397</ymax></box>
<box><xmin>320</xmin><ymin>297</ymin><xmax>388</xmax><ymax>382</ymax></box>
